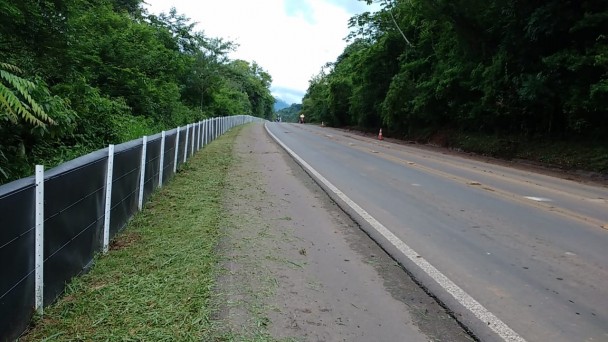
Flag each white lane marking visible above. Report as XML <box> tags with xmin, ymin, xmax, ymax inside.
<box><xmin>265</xmin><ymin>124</ymin><xmax>526</xmax><ymax>342</ymax></box>
<box><xmin>524</xmin><ymin>196</ymin><xmax>553</xmax><ymax>202</ymax></box>
<box><xmin>411</xmin><ymin>183</ymin><xmax>422</xmax><ymax>187</ymax></box>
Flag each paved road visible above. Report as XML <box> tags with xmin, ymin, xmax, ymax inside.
<box><xmin>266</xmin><ymin>122</ymin><xmax>608</xmax><ymax>342</ymax></box>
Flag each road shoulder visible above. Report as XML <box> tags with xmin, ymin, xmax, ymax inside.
<box><xmin>212</xmin><ymin>123</ymin><xmax>472</xmax><ymax>341</ymax></box>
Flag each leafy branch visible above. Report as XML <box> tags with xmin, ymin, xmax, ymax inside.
<box><xmin>0</xmin><ymin>62</ymin><xmax>54</xmax><ymax>127</ymax></box>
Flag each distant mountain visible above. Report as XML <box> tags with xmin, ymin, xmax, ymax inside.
<box><xmin>274</xmin><ymin>97</ymin><xmax>290</xmax><ymax>112</ymax></box>
<box><xmin>275</xmin><ymin>103</ymin><xmax>302</xmax><ymax>122</ymax></box>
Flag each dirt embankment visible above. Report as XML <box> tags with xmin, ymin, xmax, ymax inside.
<box><xmin>335</xmin><ymin>127</ymin><xmax>608</xmax><ymax>187</ymax></box>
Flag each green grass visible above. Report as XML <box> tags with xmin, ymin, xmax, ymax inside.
<box><xmin>20</xmin><ymin>127</ymin><xmax>241</xmax><ymax>341</ymax></box>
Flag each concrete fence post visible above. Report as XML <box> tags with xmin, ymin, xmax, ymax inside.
<box><xmin>183</xmin><ymin>124</ymin><xmax>190</xmax><ymax>163</ymax></box>
<box><xmin>138</xmin><ymin>136</ymin><xmax>147</xmax><ymax>211</ymax></box>
<box><xmin>173</xmin><ymin>127</ymin><xmax>180</xmax><ymax>173</ymax></box>
<box><xmin>103</xmin><ymin>145</ymin><xmax>114</xmax><ymax>254</ymax></box>
<box><xmin>159</xmin><ymin>132</ymin><xmax>165</xmax><ymax>188</ymax></box>
<box><xmin>35</xmin><ymin>165</ymin><xmax>44</xmax><ymax>314</ymax></box>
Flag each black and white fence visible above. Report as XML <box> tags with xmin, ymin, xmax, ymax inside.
<box><xmin>0</xmin><ymin>115</ymin><xmax>263</xmax><ymax>341</ymax></box>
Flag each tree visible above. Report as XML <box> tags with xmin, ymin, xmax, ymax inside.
<box><xmin>306</xmin><ymin>0</ymin><xmax>608</xmax><ymax>141</ymax></box>
<box><xmin>0</xmin><ymin>1</ymin><xmax>275</xmax><ymax>184</ymax></box>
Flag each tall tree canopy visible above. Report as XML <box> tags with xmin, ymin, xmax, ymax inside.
<box><xmin>302</xmin><ymin>0</ymin><xmax>608</xmax><ymax>142</ymax></box>
<box><xmin>0</xmin><ymin>0</ymin><xmax>274</xmax><ymax>183</ymax></box>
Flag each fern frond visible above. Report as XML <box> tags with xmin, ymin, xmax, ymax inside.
<box><xmin>0</xmin><ymin>82</ymin><xmax>46</xmax><ymax>126</ymax></box>
<box><xmin>0</xmin><ymin>62</ymin><xmax>23</xmax><ymax>74</ymax></box>
<box><xmin>0</xmin><ymin>82</ymin><xmax>22</xmax><ymax>121</ymax></box>
<box><xmin>0</xmin><ymin>64</ymin><xmax>53</xmax><ymax>126</ymax></box>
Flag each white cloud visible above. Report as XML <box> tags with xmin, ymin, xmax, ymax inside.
<box><xmin>144</xmin><ymin>0</ymin><xmax>375</xmax><ymax>103</ymax></box>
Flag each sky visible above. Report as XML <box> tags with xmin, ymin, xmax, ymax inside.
<box><xmin>144</xmin><ymin>0</ymin><xmax>379</xmax><ymax>104</ymax></box>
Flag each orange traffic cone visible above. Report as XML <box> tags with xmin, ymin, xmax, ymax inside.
<box><xmin>378</xmin><ymin>128</ymin><xmax>384</xmax><ymax>140</ymax></box>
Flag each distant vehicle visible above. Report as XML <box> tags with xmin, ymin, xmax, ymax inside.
<box><xmin>299</xmin><ymin>113</ymin><xmax>305</xmax><ymax>124</ymax></box>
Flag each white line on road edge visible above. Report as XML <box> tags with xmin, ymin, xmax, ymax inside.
<box><xmin>265</xmin><ymin>123</ymin><xmax>526</xmax><ymax>342</ymax></box>
<box><xmin>524</xmin><ymin>196</ymin><xmax>553</xmax><ymax>202</ymax></box>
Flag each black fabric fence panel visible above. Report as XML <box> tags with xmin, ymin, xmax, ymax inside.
<box><xmin>189</xmin><ymin>124</ymin><xmax>195</xmax><ymax>152</ymax></box>
<box><xmin>110</xmin><ymin>140</ymin><xmax>142</xmax><ymax>238</ymax></box>
<box><xmin>0</xmin><ymin>115</ymin><xmax>258</xmax><ymax>341</ymax></box>
<box><xmin>162</xmin><ymin>129</ymin><xmax>177</xmax><ymax>185</ymax></box>
<box><xmin>0</xmin><ymin>178</ymin><xmax>36</xmax><ymax>341</ymax></box>
<box><xmin>43</xmin><ymin>149</ymin><xmax>108</xmax><ymax>306</ymax></box>
<box><xmin>143</xmin><ymin>136</ymin><xmax>162</xmax><ymax>204</ymax></box>
<box><xmin>176</xmin><ymin>126</ymin><xmax>188</xmax><ymax>168</ymax></box>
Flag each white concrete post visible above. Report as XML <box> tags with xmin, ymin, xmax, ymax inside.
<box><xmin>103</xmin><ymin>145</ymin><xmax>114</xmax><ymax>254</ymax></box>
<box><xmin>159</xmin><ymin>131</ymin><xmax>165</xmax><ymax>187</ymax></box>
<box><xmin>183</xmin><ymin>124</ymin><xmax>190</xmax><ymax>162</ymax></box>
<box><xmin>138</xmin><ymin>136</ymin><xmax>147</xmax><ymax>211</ymax></box>
<box><xmin>35</xmin><ymin>165</ymin><xmax>44</xmax><ymax>314</ymax></box>
<box><xmin>173</xmin><ymin>127</ymin><xmax>180</xmax><ymax>174</ymax></box>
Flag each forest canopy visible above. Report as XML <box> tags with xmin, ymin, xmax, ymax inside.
<box><xmin>0</xmin><ymin>0</ymin><xmax>274</xmax><ymax>183</ymax></box>
<box><xmin>302</xmin><ymin>0</ymin><xmax>607</xmax><ymax>148</ymax></box>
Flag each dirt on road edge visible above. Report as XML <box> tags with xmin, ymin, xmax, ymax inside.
<box><xmin>334</xmin><ymin>127</ymin><xmax>608</xmax><ymax>187</ymax></box>
<box><xmin>211</xmin><ymin>123</ymin><xmax>474</xmax><ymax>342</ymax></box>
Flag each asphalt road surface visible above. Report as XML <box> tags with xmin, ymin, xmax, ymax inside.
<box><xmin>265</xmin><ymin>122</ymin><xmax>608</xmax><ymax>342</ymax></box>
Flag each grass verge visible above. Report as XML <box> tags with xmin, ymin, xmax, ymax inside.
<box><xmin>20</xmin><ymin>126</ymin><xmax>242</xmax><ymax>341</ymax></box>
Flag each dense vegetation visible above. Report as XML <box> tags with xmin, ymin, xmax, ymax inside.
<box><xmin>302</xmin><ymin>0</ymin><xmax>607</xmax><ymax>171</ymax></box>
<box><xmin>0</xmin><ymin>0</ymin><xmax>274</xmax><ymax>184</ymax></box>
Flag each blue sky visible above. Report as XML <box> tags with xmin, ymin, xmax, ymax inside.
<box><xmin>145</xmin><ymin>0</ymin><xmax>379</xmax><ymax>104</ymax></box>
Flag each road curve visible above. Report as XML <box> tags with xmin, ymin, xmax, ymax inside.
<box><xmin>265</xmin><ymin>122</ymin><xmax>608</xmax><ymax>342</ymax></box>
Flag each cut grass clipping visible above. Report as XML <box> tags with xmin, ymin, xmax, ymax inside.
<box><xmin>21</xmin><ymin>126</ymin><xmax>242</xmax><ymax>341</ymax></box>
